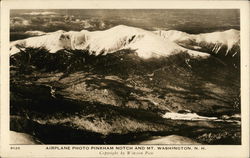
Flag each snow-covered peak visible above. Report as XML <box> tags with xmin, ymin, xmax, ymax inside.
<box><xmin>154</xmin><ymin>29</ymin><xmax>240</xmax><ymax>56</ymax></box>
<box><xmin>10</xmin><ymin>25</ymin><xmax>213</xmax><ymax>59</ymax></box>
<box><xmin>10</xmin><ymin>31</ymin><xmax>65</xmax><ymax>54</ymax></box>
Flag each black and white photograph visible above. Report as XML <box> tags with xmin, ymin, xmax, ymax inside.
<box><xmin>9</xmin><ymin>8</ymin><xmax>242</xmax><ymax>145</ymax></box>
<box><xmin>1</xmin><ymin>0</ymin><xmax>249</xmax><ymax>157</ymax></box>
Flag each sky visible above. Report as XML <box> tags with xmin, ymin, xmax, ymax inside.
<box><xmin>10</xmin><ymin>9</ymin><xmax>240</xmax><ymax>34</ymax></box>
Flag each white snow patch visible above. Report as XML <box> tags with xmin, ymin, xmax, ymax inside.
<box><xmin>162</xmin><ymin>112</ymin><xmax>217</xmax><ymax>121</ymax></box>
<box><xmin>10</xmin><ymin>131</ymin><xmax>42</xmax><ymax>144</ymax></box>
<box><xmin>25</xmin><ymin>31</ymin><xmax>46</xmax><ymax>36</ymax></box>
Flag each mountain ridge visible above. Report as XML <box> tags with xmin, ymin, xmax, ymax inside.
<box><xmin>10</xmin><ymin>25</ymin><xmax>240</xmax><ymax>60</ymax></box>
<box><xmin>154</xmin><ymin>29</ymin><xmax>240</xmax><ymax>57</ymax></box>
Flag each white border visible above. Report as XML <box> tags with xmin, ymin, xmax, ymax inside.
<box><xmin>1</xmin><ymin>1</ymin><xmax>249</xmax><ymax>157</ymax></box>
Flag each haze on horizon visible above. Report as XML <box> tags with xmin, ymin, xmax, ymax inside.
<box><xmin>10</xmin><ymin>9</ymin><xmax>240</xmax><ymax>34</ymax></box>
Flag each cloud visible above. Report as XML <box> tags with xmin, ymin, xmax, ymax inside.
<box><xmin>23</xmin><ymin>11</ymin><xmax>58</xmax><ymax>15</ymax></box>
<box><xmin>10</xmin><ymin>17</ymin><xmax>31</xmax><ymax>26</ymax></box>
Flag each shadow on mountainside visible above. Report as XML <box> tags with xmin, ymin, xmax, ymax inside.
<box><xmin>10</xmin><ymin>48</ymin><xmax>241</xmax><ymax>144</ymax></box>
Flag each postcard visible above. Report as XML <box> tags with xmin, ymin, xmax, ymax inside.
<box><xmin>1</xmin><ymin>0</ymin><xmax>249</xmax><ymax>157</ymax></box>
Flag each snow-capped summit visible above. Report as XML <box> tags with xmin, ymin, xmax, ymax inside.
<box><xmin>154</xmin><ymin>29</ymin><xmax>240</xmax><ymax>56</ymax></box>
<box><xmin>10</xmin><ymin>31</ymin><xmax>65</xmax><ymax>54</ymax></box>
<box><xmin>11</xmin><ymin>25</ymin><xmax>239</xmax><ymax>59</ymax></box>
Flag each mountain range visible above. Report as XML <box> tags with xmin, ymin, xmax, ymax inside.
<box><xmin>10</xmin><ymin>25</ymin><xmax>240</xmax><ymax>60</ymax></box>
